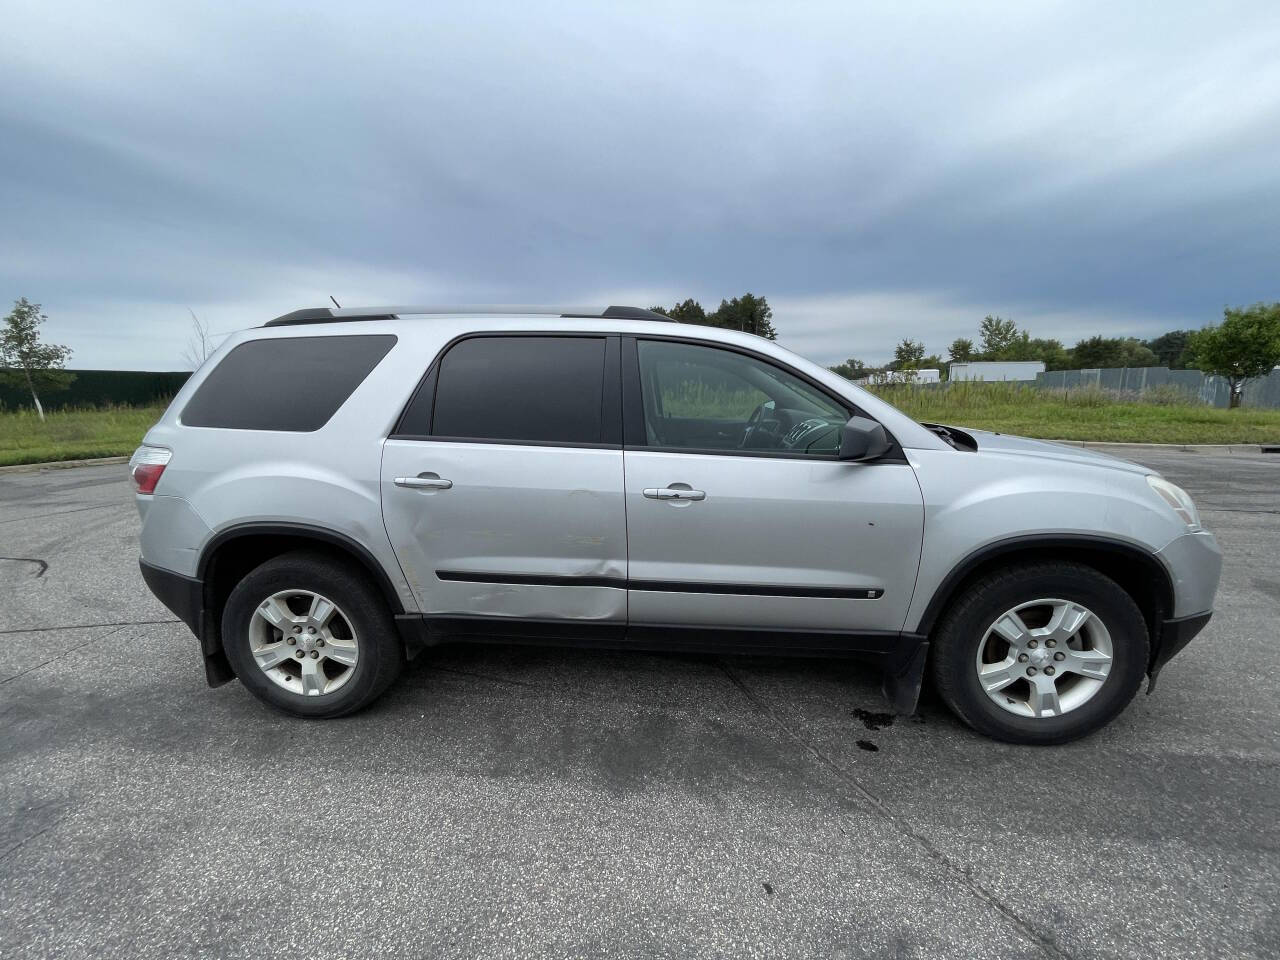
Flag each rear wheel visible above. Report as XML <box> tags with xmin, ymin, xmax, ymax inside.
<box><xmin>222</xmin><ymin>551</ymin><xmax>404</xmax><ymax>717</ymax></box>
<box><xmin>931</xmin><ymin>562</ymin><xmax>1148</xmax><ymax>744</ymax></box>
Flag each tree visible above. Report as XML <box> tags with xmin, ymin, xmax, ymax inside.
<box><xmin>947</xmin><ymin>337</ymin><xmax>974</xmax><ymax>363</ymax></box>
<box><xmin>978</xmin><ymin>315</ymin><xmax>1019</xmax><ymax>357</ymax></box>
<box><xmin>1022</xmin><ymin>337</ymin><xmax>1072</xmax><ymax>370</ymax></box>
<box><xmin>649</xmin><ymin>298</ymin><xmax>708</xmax><ymax>325</ymax></box>
<box><xmin>651</xmin><ymin>294</ymin><xmax>777</xmax><ymax>339</ymax></box>
<box><xmin>181</xmin><ymin>309</ymin><xmax>215</xmax><ymax>370</ymax></box>
<box><xmin>0</xmin><ymin>298</ymin><xmax>74</xmax><ymax>421</ymax></box>
<box><xmin>1145</xmin><ymin>329</ymin><xmax>1193</xmax><ymax>368</ymax></box>
<box><xmin>830</xmin><ymin>357</ymin><xmax>871</xmax><ymax>380</ymax></box>
<box><xmin>1070</xmin><ymin>335</ymin><xmax>1158</xmax><ymax>369</ymax></box>
<box><xmin>1184</xmin><ymin>302</ymin><xmax>1280</xmax><ymax>408</ymax></box>
<box><xmin>707</xmin><ymin>293</ymin><xmax>777</xmax><ymax>339</ymax></box>
<box><xmin>1119</xmin><ymin>338</ymin><xmax>1158</xmax><ymax>368</ymax></box>
<box><xmin>890</xmin><ymin>338</ymin><xmax>926</xmax><ymax>370</ymax></box>
<box><xmin>1071</xmin><ymin>335</ymin><xmax>1126</xmax><ymax>369</ymax></box>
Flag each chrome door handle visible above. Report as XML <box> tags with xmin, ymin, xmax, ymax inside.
<box><xmin>394</xmin><ymin>475</ymin><xmax>453</xmax><ymax>490</ymax></box>
<box><xmin>643</xmin><ymin>487</ymin><xmax>706</xmax><ymax>501</ymax></box>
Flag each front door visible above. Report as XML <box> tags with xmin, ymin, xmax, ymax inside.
<box><xmin>622</xmin><ymin>336</ymin><xmax>924</xmax><ymax>637</ymax></box>
<box><xmin>381</xmin><ymin>334</ymin><xmax>627</xmax><ymax>629</ymax></box>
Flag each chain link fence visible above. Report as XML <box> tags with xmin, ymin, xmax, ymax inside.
<box><xmin>1035</xmin><ymin>367</ymin><xmax>1280</xmax><ymax>408</ymax></box>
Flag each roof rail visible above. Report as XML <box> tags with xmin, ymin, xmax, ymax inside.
<box><xmin>263</xmin><ymin>305</ymin><xmax>672</xmax><ymax>327</ymax></box>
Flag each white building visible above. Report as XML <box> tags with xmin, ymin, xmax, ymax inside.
<box><xmin>948</xmin><ymin>361</ymin><xmax>1045</xmax><ymax>382</ymax></box>
<box><xmin>854</xmin><ymin>368</ymin><xmax>941</xmax><ymax>385</ymax></box>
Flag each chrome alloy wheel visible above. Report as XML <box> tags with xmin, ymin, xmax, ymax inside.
<box><xmin>248</xmin><ymin>590</ymin><xmax>359</xmax><ymax>697</ymax></box>
<box><xmin>975</xmin><ymin>598</ymin><xmax>1114</xmax><ymax>718</ymax></box>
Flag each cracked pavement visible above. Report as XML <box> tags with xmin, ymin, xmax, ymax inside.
<box><xmin>1</xmin><ymin>454</ymin><xmax>1278</xmax><ymax>959</ymax></box>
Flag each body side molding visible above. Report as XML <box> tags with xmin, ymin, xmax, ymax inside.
<box><xmin>435</xmin><ymin>569</ymin><xmax>884</xmax><ymax>599</ymax></box>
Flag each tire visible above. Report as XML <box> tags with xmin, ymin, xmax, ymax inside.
<box><xmin>221</xmin><ymin>551</ymin><xmax>405</xmax><ymax>718</ymax></box>
<box><xmin>930</xmin><ymin>562</ymin><xmax>1149</xmax><ymax>745</ymax></box>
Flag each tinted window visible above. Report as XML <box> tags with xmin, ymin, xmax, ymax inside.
<box><xmin>637</xmin><ymin>339</ymin><xmax>847</xmax><ymax>455</ymax></box>
<box><xmin>182</xmin><ymin>334</ymin><xmax>396</xmax><ymax>431</ymax></box>
<box><xmin>429</xmin><ymin>336</ymin><xmax>607</xmax><ymax>444</ymax></box>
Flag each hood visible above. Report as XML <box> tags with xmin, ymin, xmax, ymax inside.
<box><xmin>948</xmin><ymin>427</ymin><xmax>1152</xmax><ymax>476</ymax></box>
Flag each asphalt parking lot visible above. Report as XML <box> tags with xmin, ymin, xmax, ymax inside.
<box><xmin>1</xmin><ymin>451</ymin><xmax>1277</xmax><ymax>959</ymax></box>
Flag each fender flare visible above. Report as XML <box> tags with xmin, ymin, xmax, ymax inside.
<box><xmin>198</xmin><ymin>521</ymin><xmax>407</xmax><ymax>615</ymax></box>
<box><xmin>912</xmin><ymin>533</ymin><xmax>1176</xmax><ymax>638</ymax></box>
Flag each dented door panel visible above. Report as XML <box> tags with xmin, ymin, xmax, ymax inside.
<box><xmin>380</xmin><ymin>441</ymin><xmax>626</xmax><ymax>621</ymax></box>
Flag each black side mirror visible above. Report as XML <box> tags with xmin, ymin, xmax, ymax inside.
<box><xmin>839</xmin><ymin>416</ymin><xmax>892</xmax><ymax>462</ymax></box>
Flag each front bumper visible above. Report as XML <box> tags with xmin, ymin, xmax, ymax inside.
<box><xmin>1148</xmin><ymin>610</ymin><xmax>1212</xmax><ymax>691</ymax></box>
<box><xmin>1145</xmin><ymin>529</ymin><xmax>1219</xmax><ymax>692</ymax></box>
<box><xmin>1155</xmin><ymin>530</ymin><xmax>1222</xmax><ymax>618</ymax></box>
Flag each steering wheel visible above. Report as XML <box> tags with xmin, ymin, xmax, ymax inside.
<box><xmin>739</xmin><ymin>401</ymin><xmax>769</xmax><ymax>448</ymax></box>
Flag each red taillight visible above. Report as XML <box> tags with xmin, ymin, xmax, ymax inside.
<box><xmin>129</xmin><ymin>446</ymin><xmax>172</xmax><ymax>495</ymax></box>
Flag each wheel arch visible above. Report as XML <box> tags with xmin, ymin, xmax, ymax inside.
<box><xmin>196</xmin><ymin>523</ymin><xmax>419</xmax><ymax>683</ymax></box>
<box><xmin>914</xmin><ymin>535</ymin><xmax>1175</xmax><ymax>667</ymax></box>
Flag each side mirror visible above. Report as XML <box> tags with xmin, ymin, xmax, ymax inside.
<box><xmin>839</xmin><ymin>416</ymin><xmax>892</xmax><ymax>462</ymax></box>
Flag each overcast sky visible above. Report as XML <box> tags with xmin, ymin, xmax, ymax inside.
<box><xmin>3</xmin><ymin>1</ymin><xmax>1278</xmax><ymax>370</ymax></box>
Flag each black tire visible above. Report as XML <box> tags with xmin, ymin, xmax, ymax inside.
<box><xmin>221</xmin><ymin>551</ymin><xmax>405</xmax><ymax>718</ymax></box>
<box><xmin>930</xmin><ymin>562</ymin><xmax>1149</xmax><ymax>745</ymax></box>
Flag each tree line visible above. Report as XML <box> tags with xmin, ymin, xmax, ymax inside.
<box><xmin>832</xmin><ymin>315</ymin><xmax>1194</xmax><ymax>378</ymax></box>
<box><xmin>829</xmin><ymin>304</ymin><xmax>1280</xmax><ymax>407</ymax></box>
<box><xmin>4</xmin><ymin>294</ymin><xmax>1279</xmax><ymax>413</ymax></box>
<box><xmin>648</xmin><ymin>293</ymin><xmax>778</xmax><ymax>339</ymax></box>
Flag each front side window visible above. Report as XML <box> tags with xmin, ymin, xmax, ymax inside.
<box><xmin>424</xmin><ymin>336</ymin><xmax>608</xmax><ymax>445</ymax></box>
<box><xmin>636</xmin><ymin>339</ymin><xmax>848</xmax><ymax>455</ymax></box>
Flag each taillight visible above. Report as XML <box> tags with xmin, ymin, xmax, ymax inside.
<box><xmin>129</xmin><ymin>445</ymin><xmax>172</xmax><ymax>495</ymax></box>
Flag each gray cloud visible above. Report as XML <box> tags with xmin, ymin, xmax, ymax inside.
<box><xmin>2</xmin><ymin>0</ymin><xmax>1278</xmax><ymax>369</ymax></box>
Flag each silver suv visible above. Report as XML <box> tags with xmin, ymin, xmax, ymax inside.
<box><xmin>132</xmin><ymin>305</ymin><xmax>1221</xmax><ymax>743</ymax></box>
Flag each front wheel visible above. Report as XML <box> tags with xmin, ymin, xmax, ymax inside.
<box><xmin>222</xmin><ymin>551</ymin><xmax>405</xmax><ymax>718</ymax></box>
<box><xmin>930</xmin><ymin>563</ymin><xmax>1149</xmax><ymax>744</ymax></box>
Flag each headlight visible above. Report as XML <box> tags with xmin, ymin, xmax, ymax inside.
<box><xmin>1147</xmin><ymin>475</ymin><xmax>1200</xmax><ymax>529</ymax></box>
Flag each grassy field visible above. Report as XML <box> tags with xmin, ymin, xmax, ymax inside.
<box><xmin>867</xmin><ymin>382</ymin><xmax>1280</xmax><ymax>443</ymax></box>
<box><xmin>0</xmin><ymin>405</ymin><xmax>165</xmax><ymax>467</ymax></box>
<box><xmin>1</xmin><ymin>385</ymin><xmax>1278</xmax><ymax>467</ymax></box>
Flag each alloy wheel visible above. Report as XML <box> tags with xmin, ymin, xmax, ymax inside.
<box><xmin>247</xmin><ymin>589</ymin><xmax>360</xmax><ymax>696</ymax></box>
<box><xmin>975</xmin><ymin>598</ymin><xmax>1114</xmax><ymax>718</ymax></box>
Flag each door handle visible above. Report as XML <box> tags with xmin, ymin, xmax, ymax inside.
<box><xmin>394</xmin><ymin>474</ymin><xmax>453</xmax><ymax>490</ymax></box>
<box><xmin>643</xmin><ymin>486</ymin><xmax>706</xmax><ymax>501</ymax></box>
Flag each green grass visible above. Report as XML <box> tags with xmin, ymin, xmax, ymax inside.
<box><xmin>1</xmin><ymin>384</ymin><xmax>1278</xmax><ymax>468</ymax></box>
<box><xmin>0</xmin><ymin>404</ymin><xmax>165</xmax><ymax>467</ymax></box>
<box><xmin>867</xmin><ymin>382</ymin><xmax>1280</xmax><ymax>444</ymax></box>
<box><xmin>661</xmin><ymin>382</ymin><xmax>766</xmax><ymax>419</ymax></box>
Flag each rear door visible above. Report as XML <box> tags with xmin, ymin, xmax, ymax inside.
<box><xmin>380</xmin><ymin>333</ymin><xmax>627</xmax><ymax>631</ymax></box>
<box><xmin>622</xmin><ymin>336</ymin><xmax>924</xmax><ymax>638</ymax></box>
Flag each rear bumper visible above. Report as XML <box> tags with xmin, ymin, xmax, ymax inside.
<box><xmin>1148</xmin><ymin>610</ymin><xmax>1212</xmax><ymax>691</ymax></box>
<box><xmin>139</xmin><ymin>559</ymin><xmax>202</xmax><ymax>634</ymax></box>
<box><xmin>140</xmin><ymin>559</ymin><xmax>234</xmax><ymax>686</ymax></box>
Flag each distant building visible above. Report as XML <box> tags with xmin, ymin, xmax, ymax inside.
<box><xmin>853</xmin><ymin>368</ymin><xmax>941</xmax><ymax>385</ymax></box>
<box><xmin>948</xmin><ymin>361</ymin><xmax>1045</xmax><ymax>382</ymax></box>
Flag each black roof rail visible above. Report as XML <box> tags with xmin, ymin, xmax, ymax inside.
<box><xmin>265</xmin><ymin>308</ymin><xmax>396</xmax><ymax>327</ymax></box>
<box><xmin>558</xmin><ymin>305</ymin><xmax>671</xmax><ymax>321</ymax></box>
<box><xmin>601</xmin><ymin>305</ymin><xmax>670</xmax><ymax>320</ymax></box>
<box><xmin>263</xmin><ymin>305</ymin><xmax>672</xmax><ymax>327</ymax></box>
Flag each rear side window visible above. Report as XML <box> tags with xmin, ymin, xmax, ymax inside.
<box><xmin>181</xmin><ymin>334</ymin><xmax>396</xmax><ymax>431</ymax></box>
<box><xmin>409</xmin><ymin>336</ymin><xmax>608</xmax><ymax>445</ymax></box>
